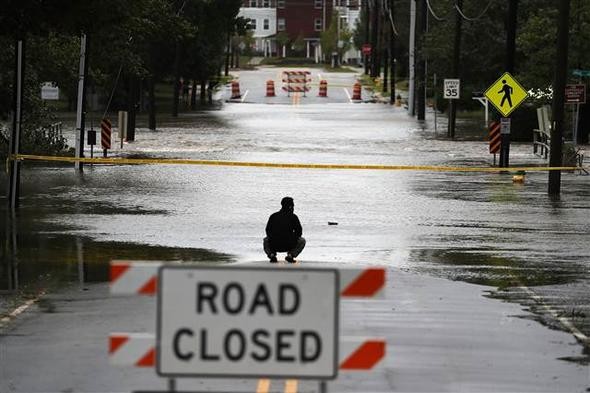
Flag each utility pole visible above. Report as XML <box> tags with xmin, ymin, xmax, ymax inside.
<box><xmin>172</xmin><ymin>42</ymin><xmax>181</xmax><ymax>117</ymax></box>
<box><xmin>74</xmin><ymin>33</ymin><xmax>88</xmax><ymax>172</ymax></box>
<box><xmin>408</xmin><ymin>0</ymin><xmax>416</xmax><ymax>116</ymax></box>
<box><xmin>505</xmin><ymin>0</ymin><xmax>518</xmax><ymax>73</ymax></box>
<box><xmin>448</xmin><ymin>0</ymin><xmax>463</xmax><ymax>138</ymax></box>
<box><xmin>500</xmin><ymin>0</ymin><xmax>518</xmax><ymax>167</ymax></box>
<box><xmin>370</xmin><ymin>0</ymin><xmax>380</xmax><ymax>78</ymax></box>
<box><xmin>8</xmin><ymin>39</ymin><xmax>25</xmax><ymax>210</ymax></box>
<box><xmin>364</xmin><ymin>0</ymin><xmax>370</xmax><ymax>75</ymax></box>
<box><xmin>548</xmin><ymin>0</ymin><xmax>571</xmax><ymax>195</ymax></box>
<box><xmin>389</xmin><ymin>0</ymin><xmax>396</xmax><ymax>104</ymax></box>
<box><xmin>416</xmin><ymin>0</ymin><xmax>427</xmax><ymax>121</ymax></box>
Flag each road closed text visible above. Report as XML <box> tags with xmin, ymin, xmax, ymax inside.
<box><xmin>158</xmin><ymin>267</ymin><xmax>337</xmax><ymax>378</ymax></box>
<box><xmin>172</xmin><ymin>281</ymin><xmax>321</xmax><ymax>363</ymax></box>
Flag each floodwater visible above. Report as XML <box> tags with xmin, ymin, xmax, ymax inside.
<box><xmin>1</xmin><ymin>100</ymin><xmax>590</xmax><ymax>342</ymax></box>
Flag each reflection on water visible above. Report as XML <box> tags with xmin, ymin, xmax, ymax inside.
<box><xmin>0</xmin><ymin>208</ymin><xmax>233</xmax><ymax>296</ymax></box>
<box><xmin>409</xmin><ymin>249</ymin><xmax>582</xmax><ymax>288</ymax></box>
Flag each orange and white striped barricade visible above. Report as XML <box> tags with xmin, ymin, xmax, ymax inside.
<box><xmin>318</xmin><ymin>80</ymin><xmax>328</xmax><ymax>97</ymax></box>
<box><xmin>100</xmin><ymin>118</ymin><xmax>112</xmax><ymax>158</ymax></box>
<box><xmin>266</xmin><ymin>80</ymin><xmax>275</xmax><ymax>97</ymax></box>
<box><xmin>109</xmin><ymin>333</ymin><xmax>386</xmax><ymax>372</ymax></box>
<box><xmin>282</xmin><ymin>71</ymin><xmax>311</xmax><ymax>97</ymax></box>
<box><xmin>230</xmin><ymin>80</ymin><xmax>241</xmax><ymax>100</ymax></box>
<box><xmin>352</xmin><ymin>82</ymin><xmax>362</xmax><ymax>101</ymax></box>
<box><xmin>110</xmin><ymin>261</ymin><xmax>385</xmax><ymax>299</ymax></box>
<box><xmin>108</xmin><ymin>262</ymin><xmax>387</xmax><ymax>383</ymax></box>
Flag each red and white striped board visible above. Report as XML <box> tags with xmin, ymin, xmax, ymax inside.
<box><xmin>110</xmin><ymin>261</ymin><xmax>386</xmax><ymax>299</ymax></box>
<box><xmin>281</xmin><ymin>86</ymin><xmax>311</xmax><ymax>93</ymax></box>
<box><xmin>109</xmin><ymin>333</ymin><xmax>385</xmax><ymax>371</ymax></box>
<box><xmin>283</xmin><ymin>71</ymin><xmax>311</xmax><ymax>76</ymax></box>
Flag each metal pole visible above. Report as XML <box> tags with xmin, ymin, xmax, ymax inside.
<box><xmin>408</xmin><ymin>0</ymin><xmax>416</xmax><ymax>116</ymax></box>
<box><xmin>8</xmin><ymin>39</ymin><xmax>24</xmax><ymax>210</ymax></box>
<box><xmin>319</xmin><ymin>381</ymin><xmax>328</xmax><ymax>393</ymax></box>
<box><xmin>549</xmin><ymin>0</ymin><xmax>571</xmax><ymax>195</ymax></box>
<box><xmin>433</xmin><ymin>73</ymin><xmax>438</xmax><ymax>133</ymax></box>
<box><xmin>168</xmin><ymin>378</ymin><xmax>176</xmax><ymax>392</ymax></box>
<box><xmin>75</xmin><ymin>33</ymin><xmax>88</xmax><ymax>172</ymax></box>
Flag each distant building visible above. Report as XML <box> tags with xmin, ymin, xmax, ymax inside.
<box><xmin>238</xmin><ymin>1</ymin><xmax>277</xmax><ymax>56</ymax></box>
<box><xmin>239</xmin><ymin>0</ymin><xmax>362</xmax><ymax>63</ymax></box>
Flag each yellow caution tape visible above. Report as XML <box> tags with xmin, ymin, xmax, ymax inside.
<box><xmin>8</xmin><ymin>154</ymin><xmax>583</xmax><ymax>172</ymax></box>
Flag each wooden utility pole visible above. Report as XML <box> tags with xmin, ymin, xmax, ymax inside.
<box><xmin>448</xmin><ymin>0</ymin><xmax>463</xmax><ymax>138</ymax></box>
<box><xmin>74</xmin><ymin>33</ymin><xmax>88</xmax><ymax>172</ymax></box>
<box><xmin>8</xmin><ymin>39</ymin><xmax>25</xmax><ymax>210</ymax></box>
<box><xmin>389</xmin><ymin>0</ymin><xmax>396</xmax><ymax>104</ymax></box>
<box><xmin>416</xmin><ymin>0</ymin><xmax>427</xmax><ymax>121</ymax></box>
<box><xmin>370</xmin><ymin>0</ymin><xmax>380</xmax><ymax>78</ymax></box>
<box><xmin>505</xmin><ymin>0</ymin><xmax>518</xmax><ymax>73</ymax></box>
<box><xmin>364</xmin><ymin>0</ymin><xmax>370</xmax><ymax>75</ymax></box>
<box><xmin>548</xmin><ymin>0</ymin><xmax>571</xmax><ymax>195</ymax></box>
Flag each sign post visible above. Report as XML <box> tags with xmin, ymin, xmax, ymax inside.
<box><xmin>565</xmin><ymin>84</ymin><xmax>586</xmax><ymax>144</ymax></box>
<box><xmin>157</xmin><ymin>265</ymin><xmax>339</xmax><ymax>379</ymax></box>
<box><xmin>444</xmin><ymin>79</ymin><xmax>460</xmax><ymax>138</ymax></box>
<box><xmin>484</xmin><ymin>72</ymin><xmax>528</xmax><ymax>168</ymax></box>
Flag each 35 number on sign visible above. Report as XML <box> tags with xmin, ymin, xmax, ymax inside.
<box><xmin>443</xmin><ymin>79</ymin><xmax>461</xmax><ymax>100</ymax></box>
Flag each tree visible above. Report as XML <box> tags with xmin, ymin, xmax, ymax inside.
<box><xmin>276</xmin><ymin>32</ymin><xmax>290</xmax><ymax>58</ymax></box>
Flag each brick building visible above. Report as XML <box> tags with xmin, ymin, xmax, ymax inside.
<box><xmin>239</xmin><ymin>0</ymin><xmax>362</xmax><ymax>62</ymax></box>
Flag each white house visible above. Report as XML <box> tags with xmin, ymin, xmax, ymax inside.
<box><xmin>238</xmin><ymin>6</ymin><xmax>276</xmax><ymax>56</ymax></box>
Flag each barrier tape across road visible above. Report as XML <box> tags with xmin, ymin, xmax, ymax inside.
<box><xmin>7</xmin><ymin>154</ymin><xmax>583</xmax><ymax>172</ymax></box>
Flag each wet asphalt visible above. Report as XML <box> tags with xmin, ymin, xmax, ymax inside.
<box><xmin>1</xmin><ymin>66</ymin><xmax>589</xmax><ymax>392</ymax></box>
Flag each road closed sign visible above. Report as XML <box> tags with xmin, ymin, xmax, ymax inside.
<box><xmin>157</xmin><ymin>266</ymin><xmax>339</xmax><ymax>379</ymax></box>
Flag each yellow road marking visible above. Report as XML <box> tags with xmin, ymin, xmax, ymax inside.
<box><xmin>9</xmin><ymin>154</ymin><xmax>582</xmax><ymax>173</ymax></box>
<box><xmin>256</xmin><ymin>378</ymin><xmax>270</xmax><ymax>393</ymax></box>
<box><xmin>284</xmin><ymin>379</ymin><xmax>298</xmax><ymax>393</ymax></box>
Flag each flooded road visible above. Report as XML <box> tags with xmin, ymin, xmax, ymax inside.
<box><xmin>1</xmin><ymin>69</ymin><xmax>590</xmax><ymax>353</ymax></box>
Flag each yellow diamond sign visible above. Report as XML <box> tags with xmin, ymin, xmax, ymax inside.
<box><xmin>484</xmin><ymin>72</ymin><xmax>528</xmax><ymax>117</ymax></box>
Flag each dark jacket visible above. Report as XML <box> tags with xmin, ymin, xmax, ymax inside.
<box><xmin>265</xmin><ymin>208</ymin><xmax>302</xmax><ymax>251</ymax></box>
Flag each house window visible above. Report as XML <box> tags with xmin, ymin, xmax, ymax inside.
<box><xmin>277</xmin><ymin>0</ymin><xmax>285</xmax><ymax>8</ymax></box>
<box><xmin>249</xmin><ymin>0</ymin><xmax>257</xmax><ymax>7</ymax></box>
<box><xmin>263</xmin><ymin>19</ymin><xmax>269</xmax><ymax>30</ymax></box>
<box><xmin>249</xmin><ymin>18</ymin><xmax>257</xmax><ymax>30</ymax></box>
<box><xmin>278</xmin><ymin>18</ymin><xmax>286</xmax><ymax>31</ymax></box>
<box><xmin>262</xmin><ymin>0</ymin><xmax>270</xmax><ymax>7</ymax></box>
<box><xmin>314</xmin><ymin>0</ymin><xmax>323</xmax><ymax>9</ymax></box>
<box><xmin>314</xmin><ymin>18</ymin><xmax>323</xmax><ymax>31</ymax></box>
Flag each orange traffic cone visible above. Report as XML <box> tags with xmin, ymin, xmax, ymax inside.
<box><xmin>266</xmin><ymin>80</ymin><xmax>275</xmax><ymax>97</ymax></box>
<box><xmin>352</xmin><ymin>82</ymin><xmax>362</xmax><ymax>101</ymax></box>
<box><xmin>231</xmin><ymin>81</ymin><xmax>241</xmax><ymax>99</ymax></box>
<box><xmin>318</xmin><ymin>80</ymin><xmax>328</xmax><ymax>97</ymax></box>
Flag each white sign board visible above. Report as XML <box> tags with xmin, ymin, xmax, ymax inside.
<box><xmin>443</xmin><ymin>79</ymin><xmax>460</xmax><ymax>99</ymax></box>
<box><xmin>501</xmin><ymin>117</ymin><xmax>511</xmax><ymax>134</ymax></box>
<box><xmin>41</xmin><ymin>82</ymin><xmax>59</xmax><ymax>100</ymax></box>
<box><xmin>157</xmin><ymin>266</ymin><xmax>339</xmax><ymax>379</ymax></box>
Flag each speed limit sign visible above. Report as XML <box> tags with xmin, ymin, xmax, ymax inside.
<box><xmin>444</xmin><ymin>79</ymin><xmax>461</xmax><ymax>99</ymax></box>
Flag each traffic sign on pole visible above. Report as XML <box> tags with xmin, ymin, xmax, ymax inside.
<box><xmin>443</xmin><ymin>79</ymin><xmax>460</xmax><ymax>99</ymax></box>
<box><xmin>156</xmin><ymin>265</ymin><xmax>339</xmax><ymax>379</ymax></box>
<box><xmin>484</xmin><ymin>72</ymin><xmax>528</xmax><ymax>117</ymax></box>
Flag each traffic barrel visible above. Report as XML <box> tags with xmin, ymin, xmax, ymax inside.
<box><xmin>352</xmin><ymin>82</ymin><xmax>362</xmax><ymax>101</ymax></box>
<box><xmin>318</xmin><ymin>80</ymin><xmax>328</xmax><ymax>97</ymax></box>
<box><xmin>231</xmin><ymin>80</ymin><xmax>241</xmax><ymax>99</ymax></box>
<box><xmin>266</xmin><ymin>80</ymin><xmax>275</xmax><ymax>97</ymax></box>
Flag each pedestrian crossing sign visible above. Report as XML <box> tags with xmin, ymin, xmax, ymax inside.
<box><xmin>484</xmin><ymin>72</ymin><xmax>528</xmax><ymax>117</ymax></box>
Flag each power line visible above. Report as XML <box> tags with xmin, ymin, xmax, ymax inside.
<box><xmin>426</xmin><ymin>0</ymin><xmax>447</xmax><ymax>21</ymax></box>
<box><xmin>454</xmin><ymin>0</ymin><xmax>494</xmax><ymax>21</ymax></box>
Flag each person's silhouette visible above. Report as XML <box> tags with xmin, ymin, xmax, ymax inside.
<box><xmin>498</xmin><ymin>80</ymin><xmax>513</xmax><ymax>108</ymax></box>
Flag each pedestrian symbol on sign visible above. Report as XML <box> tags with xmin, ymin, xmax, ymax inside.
<box><xmin>498</xmin><ymin>80</ymin><xmax>513</xmax><ymax>108</ymax></box>
<box><xmin>484</xmin><ymin>72</ymin><xmax>528</xmax><ymax>117</ymax></box>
